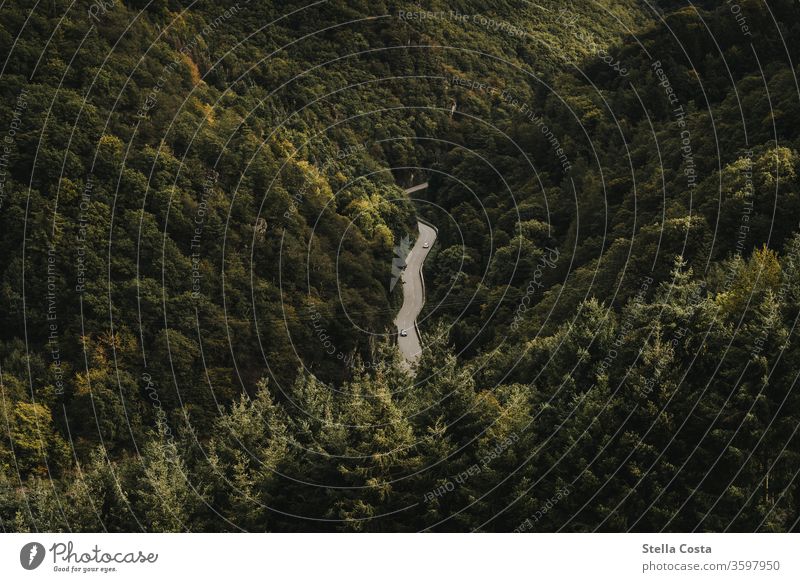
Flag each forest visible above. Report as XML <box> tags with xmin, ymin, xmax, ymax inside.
<box><xmin>1</xmin><ymin>0</ymin><xmax>800</xmax><ymax>531</ymax></box>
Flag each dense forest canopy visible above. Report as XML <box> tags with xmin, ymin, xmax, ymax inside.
<box><xmin>1</xmin><ymin>0</ymin><xmax>799</xmax><ymax>531</ymax></box>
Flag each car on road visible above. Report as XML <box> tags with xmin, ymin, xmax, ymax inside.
<box><xmin>399</xmin><ymin>329</ymin><xmax>408</xmax><ymax>337</ymax></box>
<box><xmin>423</xmin><ymin>242</ymin><xmax>429</xmax><ymax>248</ymax></box>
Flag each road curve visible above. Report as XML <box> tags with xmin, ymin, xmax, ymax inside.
<box><xmin>395</xmin><ymin>182</ymin><xmax>436</xmax><ymax>365</ymax></box>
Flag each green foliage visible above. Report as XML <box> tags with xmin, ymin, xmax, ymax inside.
<box><xmin>2</xmin><ymin>0</ymin><xmax>800</xmax><ymax>533</ymax></box>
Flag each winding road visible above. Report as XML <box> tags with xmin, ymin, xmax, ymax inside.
<box><xmin>395</xmin><ymin>183</ymin><xmax>436</xmax><ymax>365</ymax></box>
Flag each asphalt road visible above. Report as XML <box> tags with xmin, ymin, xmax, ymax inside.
<box><xmin>395</xmin><ymin>183</ymin><xmax>436</xmax><ymax>365</ymax></box>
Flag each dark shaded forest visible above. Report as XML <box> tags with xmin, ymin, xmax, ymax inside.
<box><xmin>1</xmin><ymin>0</ymin><xmax>800</xmax><ymax>531</ymax></box>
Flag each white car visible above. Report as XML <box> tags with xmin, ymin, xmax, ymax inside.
<box><xmin>399</xmin><ymin>329</ymin><xmax>408</xmax><ymax>337</ymax></box>
<box><xmin>423</xmin><ymin>242</ymin><xmax>430</xmax><ymax>248</ymax></box>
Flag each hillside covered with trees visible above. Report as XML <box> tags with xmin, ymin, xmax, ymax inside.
<box><xmin>1</xmin><ymin>0</ymin><xmax>800</xmax><ymax>532</ymax></box>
